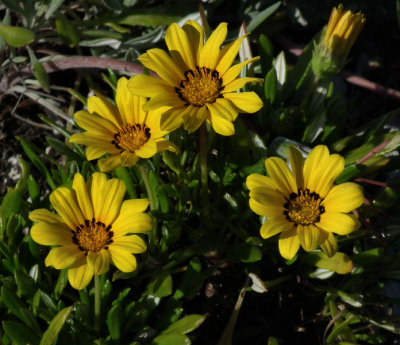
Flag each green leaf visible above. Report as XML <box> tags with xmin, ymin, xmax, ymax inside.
<box><xmin>1</xmin><ymin>188</ymin><xmax>22</xmax><ymax>231</ymax></box>
<box><xmin>264</xmin><ymin>67</ymin><xmax>277</xmax><ymax>104</ymax></box>
<box><xmin>302</xmin><ymin>252</ymin><xmax>354</xmax><ymax>274</ymax></box>
<box><xmin>335</xmin><ymin>165</ymin><xmax>365</xmax><ymax>184</ymax></box>
<box><xmin>19</xmin><ymin>308</ymin><xmax>42</xmax><ymax>336</ymax></box>
<box><xmin>45</xmin><ymin>0</ymin><xmax>65</xmax><ymax>20</ymax></box>
<box><xmin>146</xmin><ymin>270</ymin><xmax>173</xmax><ymax>298</ymax></box>
<box><xmin>114</xmin><ymin>167</ymin><xmax>137</xmax><ymax>199</ymax></box>
<box><xmin>106</xmin><ymin>304</ymin><xmax>122</xmax><ymax>340</ymax></box>
<box><xmin>0</xmin><ymin>23</ymin><xmax>34</xmax><ymax>47</ymax></box>
<box><xmin>14</xmin><ymin>269</ymin><xmax>36</xmax><ymax>297</ymax></box>
<box><xmin>226</xmin><ymin>243</ymin><xmax>262</xmax><ymax>263</ymax></box>
<box><xmin>162</xmin><ymin>314</ymin><xmax>206</xmax><ymax>335</ymax></box>
<box><xmin>2</xmin><ymin>321</ymin><xmax>40</xmax><ymax>345</ymax></box>
<box><xmin>246</xmin><ymin>2</ymin><xmax>281</xmax><ymax>32</ymax></box>
<box><xmin>40</xmin><ymin>306</ymin><xmax>73</xmax><ymax>345</ymax></box>
<box><xmin>46</xmin><ymin>137</ymin><xmax>84</xmax><ymax>163</ymax></box>
<box><xmin>373</xmin><ymin>187</ymin><xmax>398</xmax><ymax>209</ymax></box>
<box><xmin>176</xmin><ymin>257</ymin><xmax>203</xmax><ymax>300</ymax></box>
<box><xmin>258</xmin><ymin>34</ymin><xmax>274</xmax><ymax>76</ymax></box>
<box><xmin>56</xmin><ymin>13</ymin><xmax>80</xmax><ymax>46</ymax></box>
<box><xmin>27</xmin><ymin>46</ymin><xmax>50</xmax><ymax>92</ymax></box>
<box><xmin>268</xmin><ymin>336</ymin><xmax>280</xmax><ymax>345</ymax></box>
<box><xmin>1</xmin><ymin>286</ymin><xmax>26</xmax><ymax>320</ymax></box>
<box><xmin>27</xmin><ymin>175</ymin><xmax>41</xmax><ymax>205</ymax></box>
<box><xmin>152</xmin><ymin>333</ymin><xmax>191</xmax><ymax>345</ymax></box>
<box><xmin>117</xmin><ymin>8</ymin><xmax>187</xmax><ymax>26</ymax></box>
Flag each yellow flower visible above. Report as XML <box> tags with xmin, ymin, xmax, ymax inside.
<box><xmin>246</xmin><ymin>145</ymin><xmax>364</xmax><ymax>260</ymax></box>
<box><xmin>69</xmin><ymin>77</ymin><xmax>178</xmax><ymax>172</ymax></box>
<box><xmin>29</xmin><ymin>172</ymin><xmax>152</xmax><ymax>290</ymax></box>
<box><xmin>128</xmin><ymin>20</ymin><xmax>263</xmax><ymax>136</ymax></box>
<box><xmin>311</xmin><ymin>4</ymin><xmax>365</xmax><ymax>79</ymax></box>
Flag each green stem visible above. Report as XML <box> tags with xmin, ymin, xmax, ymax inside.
<box><xmin>199</xmin><ymin>123</ymin><xmax>208</xmax><ymax>209</ymax></box>
<box><xmin>94</xmin><ymin>275</ymin><xmax>100</xmax><ymax>332</ymax></box>
<box><xmin>137</xmin><ymin>164</ymin><xmax>157</xmax><ymax>252</ymax></box>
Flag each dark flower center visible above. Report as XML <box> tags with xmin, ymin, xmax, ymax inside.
<box><xmin>112</xmin><ymin>123</ymin><xmax>151</xmax><ymax>152</ymax></box>
<box><xmin>72</xmin><ymin>219</ymin><xmax>113</xmax><ymax>253</ymax></box>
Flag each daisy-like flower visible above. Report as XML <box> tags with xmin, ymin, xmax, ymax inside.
<box><xmin>128</xmin><ymin>20</ymin><xmax>263</xmax><ymax>136</ymax></box>
<box><xmin>312</xmin><ymin>4</ymin><xmax>365</xmax><ymax>79</ymax></box>
<box><xmin>69</xmin><ymin>77</ymin><xmax>178</xmax><ymax>172</ymax></box>
<box><xmin>29</xmin><ymin>172</ymin><xmax>152</xmax><ymax>290</ymax></box>
<box><xmin>246</xmin><ymin>145</ymin><xmax>364</xmax><ymax>260</ymax></box>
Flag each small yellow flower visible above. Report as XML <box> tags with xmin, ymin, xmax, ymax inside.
<box><xmin>69</xmin><ymin>77</ymin><xmax>178</xmax><ymax>172</ymax></box>
<box><xmin>246</xmin><ymin>145</ymin><xmax>364</xmax><ymax>260</ymax></box>
<box><xmin>29</xmin><ymin>172</ymin><xmax>152</xmax><ymax>290</ymax></box>
<box><xmin>311</xmin><ymin>4</ymin><xmax>365</xmax><ymax>79</ymax></box>
<box><xmin>128</xmin><ymin>20</ymin><xmax>263</xmax><ymax>136</ymax></box>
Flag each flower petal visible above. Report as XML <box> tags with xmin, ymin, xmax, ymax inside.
<box><xmin>74</xmin><ymin>110</ymin><xmax>117</xmax><ymax>135</ymax></box>
<box><xmin>216</xmin><ymin>35</ymin><xmax>246</xmax><ymax>75</ymax></box>
<box><xmin>50</xmin><ymin>187</ymin><xmax>85</xmax><ymax>229</ymax></box>
<box><xmin>113</xmin><ymin>213</ymin><xmax>153</xmax><ymax>237</ymax></box>
<box><xmin>72</xmin><ymin>173</ymin><xmax>93</xmax><ymax>221</ymax></box>
<box><xmin>223</xmin><ymin>92</ymin><xmax>263</xmax><ymax>114</ymax></box>
<box><xmin>127</xmin><ymin>74</ymin><xmax>172</xmax><ymax>98</ymax></box>
<box><xmin>98</xmin><ymin>155</ymin><xmax>123</xmax><ymax>173</ymax></box>
<box><xmin>182</xmin><ymin>20</ymin><xmax>203</xmax><ymax>60</ymax></box>
<box><xmin>323</xmin><ymin>182</ymin><xmax>364</xmax><ymax>213</ymax></box>
<box><xmin>139</xmin><ymin>48</ymin><xmax>184</xmax><ymax>86</ymax></box>
<box><xmin>30</xmin><ymin>222</ymin><xmax>72</xmax><ymax>245</ymax></box>
<box><xmin>156</xmin><ymin>138</ymin><xmax>180</xmax><ymax>154</ymax></box>
<box><xmin>97</xmin><ymin>178</ymin><xmax>126</xmax><ymax>225</ymax></box>
<box><xmin>319</xmin><ymin>232</ymin><xmax>338</xmax><ymax>257</ymax></box>
<box><xmin>87</xmin><ymin>250</ymin><xmax>111</xmax><ymax>275</ymax></box>
<box><xmin>222</xmin><ymin>57</ymin><xmax>259</xmax><ymax>85</ymax></box>
<box><xmin>29</xmin><ymin>209</ymin><xmax>62</xmax><ymax>223</ymax></box>
<box><xmin>208</xmin><ymin>108</ymin><xmax>234</xmax><ymax>136</ymax></box>
<box><xmin>199</xmin><ymin>22</ymin><xmax>227</xmax><ymax>70</ymax></box>
<box><xmin>265</xmin><ymin>157</ymin><xmax>297</xmax><ymax>196</ymax></box>
<box><xmin>249</xmin><ymin>187</ymin><xmax>286</xmax><ymax>218</ymax></box>
<box><xmin>116</xmin><ymin>77</ymin><xmax>146</xmax><ymax>124</ymax></box>
<box><xmin>112</xmin><ymin>235</ymin><xmax>147</xmax><ymax>253</ymax></box>
<box><xmin>120</xmin><ymin>198</ymin><xmax>150</xmax><ymax>215</ymax></box>
<box><xmin>109</xmin><ymin>246</ymin><xmax>137</xmax><ymax>272</ymax></box>
<box><xmin>260</xmin><ymin>216</ymin><xmax>293</xmax><ymax>239</ymax></box>
<box><xmin>45</xmin><ymin>245</ymin><xmax>83</xmax><ymax>269</ymax></box>
<box><xmin>297</xmin><ymin>224</ymin><xmax>328</xmax><ymax>252</ymax></box>
<box><xmin>278</xmin><ymin>227</ymin><xmax>300</xmax><ymax>260</ymax></box>
<box><xmin>68</xmin><ymin>259</ymin><xmax>93</xmax><ymax>290</ymax></box>
<box><xmin>87</xmin><ymin>94</ymin><xmax>121</xmax><ymax>127</ymax></box>
<box><xmin>222</xmin><ymin>77</ymin><xmax>263</xmax><ymax>93</ymax></box>
<box><xmin>318</xmin><ymin>212</ymin><xmax>360</xmax><ymax>235</ymax></box>
<box><xmin>183</xmin><ymin>106</ymin><xmax>207</xmax><ymax>132</ymax></box>
<box><xmin>165</xmin><ymin>23</ymin><xmax>195</xmax><ymax>71</ymax></box>
<box><xmin>246</xmin><ymin>174</ymin><xmax>276</xmax><ymax>191</ymax></box>
<box><xmin>135</xmin><ymin>140</ymin><xmax>158</xmax><ymax>159</ymax></box>
<box><xmin>289</xmin><ymin>146</ymin><xmax>305</xmax><ymax>189</ymax></box>
<box><xmin>313</xmin><ymin>153</ymin><xmax>345</xmax><ymax>197</ymax></box>
<box><xmin>160</xmin><ymin>106</ymin><xmax>186</xmax><ymax>132</ymax></box>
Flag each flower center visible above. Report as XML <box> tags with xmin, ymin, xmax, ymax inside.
<box><xmin>112</xmin><ymin>123</ymin><xmax>151</xmax><ymax>152</ymax></box>
<box><xmin>175</xmin><ymin>67</ymin><xmax>224</xmax><ymax>107</ymax></box>
<box><xmin>72</xmin><ymin>219</ymin><xmax>113</xmax><ymax>253</ymax></box>
<box><xmin>283</xmin><ymin>189</ymin><xmax>325</xmax><ymax>226</ymax></box>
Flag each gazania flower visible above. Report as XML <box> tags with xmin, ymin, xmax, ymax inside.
<box><xmin>69</xmin><ymin>77</ymin><xmax>178</xmax><ymax>172</ymax></box>
<box><xmin>29</xmin><ymin>172</ymin><xmax>152</xmax><ymax>290</ymax></box>
<box><xmin>128</xmin><ymin>20</ymin><xmax>263</xmax><ymax>136</ymax></box>
<box><xmin>311</xmin><ymin>4</ymin><xmax>365</xmax><ymax>79</ymax></box>
<box><xmin>246</xmin><ymin>145</ymin><xmax>364</xmax><ymax>260</ymax></box>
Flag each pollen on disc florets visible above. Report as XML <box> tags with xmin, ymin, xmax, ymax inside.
<box><xmin>283</xmin><ymin>189</ymin><xmax>325</xmax><ymax>226</ymax></box>
<box><xmin>112</xmin><ymin>123</ymin><xmax>151</xmax><ymax>152</ymax></box>
<box><xmin>175</xmin><ymin>66</ymin><xmax>224</xmax><ymax>107</ymax></box>
<box><xmin>72</xmin><ymin>219</ymin><xmax>113</xmax><ymax>253</ymax></box>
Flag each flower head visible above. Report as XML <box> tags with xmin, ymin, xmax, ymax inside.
<box><xmin>311</xmin><ymin>4</ymin><xmax>365</xmax><ymax>79</ymax></box>
<box><xmin>69</xmin><ymin>77</ymin><xmax>178</xmax><ymax>172</ymax></box>
<box><xmin>128</xmin><ymin>21</ymin><xmax>263</xmax><ymax>136</ymax></box>
<box><xmin>246</xmin><ymin>145</ymin><xmax>364</xmax><ymax>260</ymax></box>
<box><xmin>29</xmin><ymin>172</ymin><xmax>152</xmax><ymax>289</ymax></box>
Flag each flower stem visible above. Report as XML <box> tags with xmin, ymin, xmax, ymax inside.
<box><xmin>137</xmin><ymin>164</ymin><xmax>157</xmax><ymax>252</ymax></box>
<box><xmin>94</xmin><ymin>275</ymin><xmax>100</xmax><ymax>332</ymax></box>
<box><xmin>199</xmin><ymin>123</ymin><xmax>208</xmax><ymax>209</ymax></box>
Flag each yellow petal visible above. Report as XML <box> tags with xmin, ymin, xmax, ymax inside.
<box><xmin>183</xmin><ymin>106</ymin><xmax>207</xmax><ymax>132</ymax></box>
<box><xmin>182</xmin><ymin>20</ymin><xmax>203</xmax><ymax>60</ymax></box>
<box><xmin>68</xmin><ymin>259</ymin><xmax>93</xmax><ymax>290</ymax></box>
<box><xmin>208</xmin><ymin>110</ymin><xmax>234</xmax><ymax>136</ymax></box>
<box><xmin>127</xmin><ymin>74</ymin><xmax>172</xmax><ymax>98</ymax></box>
<box><xmin>318</xmin><ymin>212</ymin><xmax>361</xmax><ymax>235</ymax></box>
<box><xmin>142</xmin><ymin>91</ymin><xmax>182</xmax><ymax>112</ymax></box>
<box><xmin>303</xmin><ymin>145</ymin><xmax>329</xmax><ymax>194</ymax></box>
<box><xmin>216</xmin><ymin>35</ymin><xmax>246</xmax><ymax>75</ymax></box>
<box><xmin>222</xmin><ymin>77</ymin><xmax>263</xmax><ymax>93</ymax></box>
<box><xmin>30</xmin><ymin>222</ymin><xmax>72</xmax><ymax>245</ymax></box>
<box><xmin>207</xmin><ymin>100</ymin><xmax>237</xmax><ymax>122</ymax></box>
<box><xmin>156</xmin><ymin>139</ymin><xmax>180</xmax><ymax>154</ymax></box>
<box><xmin>120</xmin><ymin>199</ymin><xmax>150</xmax><ymax>215</ymax></box>
<box><xmin>289</xmin><ymin>146</ymin><xmax>305</xmax><ymax>189</ymax></box>
<box><xmin>223</xmin><ymin>92</ymin><xmax>263</xmax><ymax>114</ymax></box>
<box><xmin>29</xmin><ymin>209</ymin><xmax>62</xmax><ymax>223</ymax></box>
<box><xmin>297</xmin><ymin>224</ymin><xmax>328</xmax><ymax>252</ymax></box>
<box><xmin>97</xmin><ymin>178</ymin><xmax>126</xmax><ymax>225</ymax></box>
<box><xmin>72</xmin><ymin>173</ymin><xmax>93</xmax><ymax>220</ymax></box>
<box><xmin>139</xmin><ymin>48</ymin><xmax>184</xmax><ymax>86</ymax></box>
<box><xmin>91</xmin><ymin>172</ymin><xmax>107</xmax><ymax>221</ymax></box>
<box><xmin>135</xmin><ymin>140</ymin><xmax>158</xmax><ymax>159</ymax></box>
<box><xmin>45</xmin><ymin>245</ymin><xmax>83</xmax><ymax>269</ymax></box>
<box><xmin>50</xmin><ymin>187</ymin><xmax>85</xmax><ymax>229</ymax></box>
<box><xmin>87</xmin><ymin>250</ymin><xmax>111</xmax><ymax>275</ymax></box>
<box><xmin>249</xmin><ymin>187</ymin><xmax>286</xmax><ymax>218</ymax></box>
<box><xmin>199</xmin><ymin>22</ymin><xmax>228</xmax><ymax>70</ymax></box>
<box><xmin>222</xmin><ymin>57</ymin><xmax>259</xmax><ymax>85</ymax></box>
<box><xmin>98</xmin><ymin>155</ymin><xmax>122</xmax><ymax>173</ymax></box>
<box><xmin>312</xmin><ymin>153</ymin><xmax>345</xmax><ymax>197</ymax></box>
<box><xmin>74</xmin><ymin>110</ymin><xmax>117</xmax><ymax>135</ymax></box>
<box><xmin>160</xmin><ymin>106</ymin><xmax>186</xmax><ymax>132</ymax></box>
<box><xmin>109</xmin><ymin>247</ymin><xmax>137</xmax><ymax>272</ymax></box>
<box><xmin>112</xmin><ymin>235</ymin><xmax>147</xmax><ymax>253</ymax></box>
<box><xmin>319</xmin><ymin>232</ymin><xmax>338</xmax><ymax>257</ymax></box>
<box><xmin>246</xmin><ymin>174</ymin><xmax>277</xmax><ymax>191</ymax></box>
<box><xmin>116</xmin><ymin>77</ymin><xmax>146</xmax><ymax>125</ymax></box>
<box><xmin>260</xmin><ymin>216</ymin><xmax>293</xmax><ymax>239</ymax></box>
<box><xmin>265</xmin><ymin>157</ymin><xmax>297</xmax><ymax>196</ymax></box>
<box><xmin>69</xmin><ymin>133</ymin><xmax>116</xmax><ymax>158</ymax></box>
<box><xmin>120</xmin><ymin>151</ymin><xmax>140</xmax><ymax>167</ymax></box>
<box><xmin>278</xmin><ymin>227</ymin><xmax>300</xmax><ymax>260</ymax></box>
<box><xmin>165</xmin><ymin>23</ymin><xmax>195</xmax><ymax>71</ymax></box>
<box><xmin>112</xmin><ymin>213</ymin><xmax>153</xmax><ymax>237</ymax></box>
<box><xmin>87</xmin><ymin>94</ymin><xmax>121</xmax><ymax>127</ymax></box>
<box><xmin>323</xmin><ymin>182</ymin><xmax>364</xmax><ymax>213</ymax></box>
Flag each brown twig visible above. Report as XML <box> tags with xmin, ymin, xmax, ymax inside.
<box><xmin>355</xmin><ymin>139</ymin><xmax>391</xmax><ymax>165</ymax></box>
<box><xmin>353</xmin><ymin>178</ymin><xmax>388</xmax><ymax>188</ymax></box>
